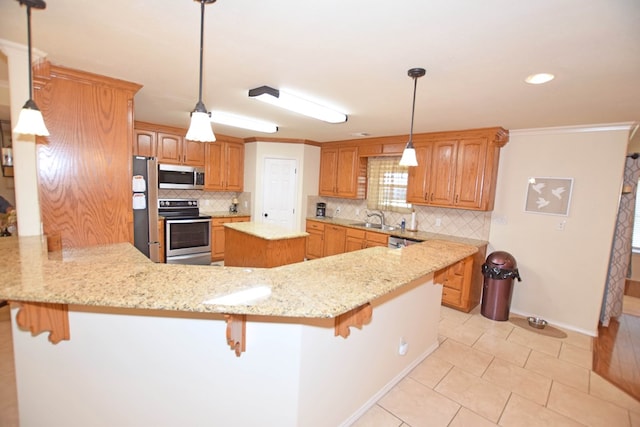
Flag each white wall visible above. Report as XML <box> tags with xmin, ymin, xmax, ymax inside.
<box><xmin>488</xmin><ymin>124</ymin><xmax>632</xmax><ymax>335</ymax></box>
<box><xmin>244</xmin><ymin>141</ymin><xmax>320</xmax><ymax>232</ymax></box>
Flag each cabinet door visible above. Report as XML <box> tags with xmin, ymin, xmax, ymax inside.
<box><xmin>406</xmin><ymin>143</ymin><xmax>433</xmax><ymax>204</ymax></box>
<box><xmin>428</xmin><ymin>139</ymin><xmax>458</xmax><ymax>206</ymax></box>
<box><xmin>183</xmin><ymin>139</ymin><xmax>206</xmax><ymax>167</ymax></box>
<box><xmin>305</xmin><ymin>220</ymin><xmax>325</xmax><ymax>259</ymax></box>
<box><xmin>225</xmin><ymin>142</ymin><xmax>245</xmax><ymax>191</ymax></box>
<box><xmin>345</xmin><ymin>228</ymin><xmax>365</xmax><ymax>252</ymax></box>
<box><xmin>323</xmin><ymin>224</ymin><xmax>346</xmax><ymax>256</ymax></box>
<box><xmin>454</xmin><ymin>138</ymin><xmax>488</xmax><ymax>209</ymax></box>
<box><xmin>133</xmin><ymin>129</ymin><xmax>156</xmax><ymax>157</ymax></box>
<box><xmin>211</xmin><ymin>218</ymin><xmax>229</xmax><ymax>261</ymax></box>
<box><xmin>335</xmin><ymin>147</ymin><xmax>358</xmax><ymax>197</ymax></box>
<box><xmin>319</xmin><ymin>148</ymin><xmax>338</xmax><ymax>196</ymax></box>
<box><xmin>205</xmin><ymin>143</ymin><xmax>225</xmax><ymax>190</ymax></box>
<box><xmin>156</xmin><ymin>132</ymin><xmax>183</xmax><ymax>164</ymax></box>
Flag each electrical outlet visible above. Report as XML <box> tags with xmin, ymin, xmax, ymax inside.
<box><xmin>435</xmin><ymin>218</ymin><xmax>442</xmax><ymax>227</ymax></box>
<box><xmin>556</xmin><ymin>220</ymin><xmax>566</xmax><ymax>231</ymax></box>
<box><xmin>355</xmin><ymin>208</ymin><xmax>360</xmax><ymax>216</ymax></box>
<box><xmin>335</xmin><ymin>206</ymin><xmax>341</xmax><ymax>216</ymax></box>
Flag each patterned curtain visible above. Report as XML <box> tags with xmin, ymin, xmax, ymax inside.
<box><xmin>600</xmin><ymin>156</ymin><xmax>640</xmax><ymax>326</ymax></box>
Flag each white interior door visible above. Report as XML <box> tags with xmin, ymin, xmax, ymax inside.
<box><xmin>262</xmin><ymin>158</ymin><xmax>297</xmax><ymax>229</ymax></box>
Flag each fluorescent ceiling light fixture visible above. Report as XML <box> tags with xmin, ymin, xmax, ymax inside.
<box><xmin>525</xmin><ymin>73</ymin><xmax>555</xmax><ymax>84</ymax></box>
<box><xmin>211</xmin><ymin>111</ymin><xmax>278</xmax><ymax>133</ymax></box>
<box><xmin>248</xmin><ymin>86</ymin><xmax>347</xmax><ymax>123</ymax></box>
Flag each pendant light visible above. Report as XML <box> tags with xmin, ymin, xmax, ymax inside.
<box><xmin>13</xmin><ymin>0</ymin><xmax>49</xmax><ymax>137</ymax></box>
<box><xmin>185</xmin><ymin>0</ymin><xmax>216</xmax><ymax>142</ymax></box>
<box><xmin>399</xmin><ymin>68</ymin><xmax>426</xmax><ymax>167</ymax></box>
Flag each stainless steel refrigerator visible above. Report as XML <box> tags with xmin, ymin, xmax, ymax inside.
<box><xmin>132</xmin><ymin>156</ymin><xmax>160</xmax><ymax>262</ymax></box>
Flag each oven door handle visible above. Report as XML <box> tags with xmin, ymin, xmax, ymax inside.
<box><xmin>166</xmin><ymin>218</ymin><xmax>212</xmax><ymax>225</ymax></box>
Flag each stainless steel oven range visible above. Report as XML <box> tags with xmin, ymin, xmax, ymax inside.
<box><xmin>159</xmin><ymin>198</ymin><xmax>212</xmax><ymax>265</ymax></box>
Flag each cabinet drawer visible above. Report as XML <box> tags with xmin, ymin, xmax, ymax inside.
<box><xmin>365</xmin><ymin>231</ymin><xmax>388</xmax><ymax>245</ymax></box>
<box><xmin>212</xmin><ymin>218</ymin><xmax>232</xmax><ymax>226</ymax></box>
<box><xmin>306</xmin><ymin>220</ymin><xmax>325</xmax><ymax>231</ymax></box>
<box><xmin>346</xmin><ymin>228</ymin><xmax>365</xmax><ymax>239</ymax></box>
<box><xmin>442</xmin><ymin>287</ymin><xmax>462</xmax><ymax>305</ymax></box>
<box><xmin>232</xmin><ymin>216</ymin><xmax>250</xmax><ymax>223</ymax></box>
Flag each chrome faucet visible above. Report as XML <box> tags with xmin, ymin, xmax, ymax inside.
<box><xmin>366</xmin><ymin>210</ymin><xmax>385</xmax><ymax>227</ymax></box>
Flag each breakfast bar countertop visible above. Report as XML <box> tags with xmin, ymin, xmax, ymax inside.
<box><xmin>0</xmin><ymin>235</ymin><xmax>477</xmax><ymax>319</ymax></box>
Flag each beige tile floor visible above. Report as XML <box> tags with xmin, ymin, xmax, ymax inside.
<box><xmin>353</xmin><ymin>306</ymin><xmax>640</xmax><ymax>427</ymax></box>
<box><xmin>1</xmin><ymin>304</ymin><xmax>639</xmax><ymax>427</ymax></box>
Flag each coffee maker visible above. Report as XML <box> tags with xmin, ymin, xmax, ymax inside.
<box><xmin>316</xmin><ymin>202</ymin><xmax>326</xmax><ymax>218</ymax></box>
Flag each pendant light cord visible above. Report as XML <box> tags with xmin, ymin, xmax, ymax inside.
<box><xmin>26</xmin><ymin>4</ymin><xmax>33</xmax><ymax>100</ymax></box>
<box><xmin>408</xmin><ymin>75</ymin><xmax>418</xmax><ymax>143</ymax></box>
<box><xmin>197</xmin><ymin>0</ymin><xmax>205</xmax><ymax>106</ymax></box>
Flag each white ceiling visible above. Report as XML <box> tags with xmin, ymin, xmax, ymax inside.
<box><xmin>0</xmin><ymin>0</ymin><xmax>639</xmax><ymax>142</ymax></box>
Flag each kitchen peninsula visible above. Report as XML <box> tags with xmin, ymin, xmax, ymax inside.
<box><xmin>224</xmin><ymin>222</ymin><xmax>308</xmax><ymax>267</ymax></box>
<box><xmin>1</xmin><ymin>235</ymin><xmax>477</xmax><ymax>427</ymax></box>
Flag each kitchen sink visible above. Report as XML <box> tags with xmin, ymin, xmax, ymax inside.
<box><xmin>350</xmin><ymin>222</ymin><xmax>397</xmax><ymax>231</ymax></box>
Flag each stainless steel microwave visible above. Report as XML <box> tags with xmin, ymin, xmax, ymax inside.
<box><xmin>158</xmin><ymin>163</ymin><xmax>205</xmax><ymax>190</ymax></box>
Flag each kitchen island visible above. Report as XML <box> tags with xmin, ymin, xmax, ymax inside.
<box><xmin>0</xmin><ymin>235</ymin><xmax>477</xmax><ymax>427</ymax></box>
<box><xmin>224</xmin><ymin>221</ymin><xmax>308</xmax><ymax>267</ymax></box>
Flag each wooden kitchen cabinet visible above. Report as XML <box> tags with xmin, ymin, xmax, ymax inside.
<box><xmin>319</xmin><ymin>146</ymin><xmax>363</xmax><ymax>198</ymax></box>
<box><xmin>364</xmin><ymin>231</ymin><xmax>388</xmax><ymax>248</ymax></box>
<box><xmin>323</xmin><ymin>224</ymin><xmax>347</xmax><ymax>256</ymax></box>
<box><xmin>434</xmin><ymin>245</ymin><xmax>487</xmax><ymax>312</ymax></box>
<box><xmin>205</xmin><ymin>138</ymin><xmax>244</xmax><ymax>192</ymax></box>
<box><xmin>158</xmin><ymin>218</ymin><xmax>165</xmax><ymax>263</ymax></box>
<box><xmin>211</xmin><ymin>216</ymin><xmax>250</xmax><ymax>262</ymax></box>
<box><xmin>345</xmin><ymin>227</ymin><xmax>365</xmax><ymax>252</ymax></box>
<box><xmin>133</xmin><ymin>129</ymin><xmax>156</xmax><ymax>158</ymax></box>
<box><xmin>305</xmin><ymin>220</ymin><xmax>325</xmax><ymax>259</ymax></box>
<box><xmin>134</xmin><ymin>122</ymin><xmax>205</xmax><ymax>167</ymax></box>
<box><xmin>406</xmin><ymin>128</ymin><xmax>508</xmax><ymax>211</ymax></box>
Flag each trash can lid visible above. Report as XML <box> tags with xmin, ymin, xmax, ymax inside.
<box><xmin>485</xmin><ymin>251</ymin><xmax>517</xmax><ymax>268</ymax></box>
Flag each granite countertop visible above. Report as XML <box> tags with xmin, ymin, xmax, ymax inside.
<box><xmin>225</xmin><ymin>222</ymin><xmax>309</xmax><ymax>240</ymax></box>
<box><xmin>0</xmin><ymin>235</ymin><xmax>477</xmax><ymax>319</ymax></box>
<box><xmin>307</xmin><ymin>216</ymin><xmax>488</xmax><ymax>248</ymax></box>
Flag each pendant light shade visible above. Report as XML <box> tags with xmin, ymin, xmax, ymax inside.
<box><xmin>186</xmin><ymin>0</ymin><xmax>216</xmax><ymax>143</ymax></box>
<box><xmin>399</xmin><ymin>68</ymin><xmax>426</xmax><ymax>167</ymax></box>
<box><xmin>13</xmin><ymin>0</ymin><xmax>49</xmax><ymax>137</ymax></box>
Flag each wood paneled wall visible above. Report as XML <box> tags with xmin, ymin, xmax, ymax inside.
<box><xmin>33</xmin><ymin>61</ymin><xmax>142</xmax><ymax>248</ymax></box>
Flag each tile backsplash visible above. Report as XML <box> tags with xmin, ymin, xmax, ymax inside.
<box><xmin>158</xmin><ymin>190</ymin><xmax>250</xmax><ymax>213</ymax></box>
<box><xmin>307</xmin><ymin>196</ymin><xmax>491</xmax><ymax>240</ymax></box>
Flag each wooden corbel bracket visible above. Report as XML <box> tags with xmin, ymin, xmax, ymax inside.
<box><xmin>334</xmin><ymin>303</ymin><xmax>373</xmax><ymax>339</ymax></box>
<box><xmin>224</xmin><ymin>314</ymin><xmax>246</xmax><ymax>357</ymax></box>
<box><xmin>11</xmin><ymin>301</ymin><xmax>70</xmax><ymax>344</ymax></box>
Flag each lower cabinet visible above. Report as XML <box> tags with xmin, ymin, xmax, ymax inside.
<box><xmin>158</xmin><ymin>218</ymin><xmax>165</xmax><ymax>263</ymax></box>
<box><xmin>305</xmin><ymin>220</ymin><xmax>325</xmax><ymax>259</ymax></box>
<box><xmin>211</xmin><ymin>216</ymin><xmax>250</xmax><ymax>262</ymax></box>
<box><xmin>323</xmin><ymin>224</ymin><xmax>347</xmax><ymax>257</ymax></box>
<box><xmin>434</xmin><ymin>245</ymin><xmax>487</xmax><ymax>312</ymax></box>
<box><xmin>306</xmin><ymin>221</ymin><xmax>390</xmax><ymax>257</ymax></box>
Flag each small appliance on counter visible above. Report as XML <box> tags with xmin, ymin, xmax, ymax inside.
<box><xmin>316</xmin><ymin>202</ymin><xmax>326</xmax><ymax>218</ymax></box>
<box><xmin>229</xmin><ymin>198</ymin><xmax>239</xmax><ymax>213</ymax></box>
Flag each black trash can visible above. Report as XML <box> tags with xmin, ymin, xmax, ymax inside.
<box><xmin>481</xmin><ymin>251</ymin><xmax>521</xmax><ymax>321</ymax></box>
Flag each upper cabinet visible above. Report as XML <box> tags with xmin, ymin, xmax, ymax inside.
<box><xmin>134</xmin><ymin>122</ymin><xmax>205</xmax><ymax>167</ymax></box>
<box><xmin>319</xmin><ymin>146</ymin><xmax>365</xmax><ymax>198</ymax></box>
<box><xmin>204</xmin><ymin>137</ymin><xmax>245</xmax><ymax>192</ymax></box>
<box><xmin>406</xmin><ymin>128</ymin><xmax>508</xmax><ymax>211</ymax></box>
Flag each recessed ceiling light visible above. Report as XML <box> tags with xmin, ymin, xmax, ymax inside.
<box><xmin>525</xmin><ymin>73</ymin><xmax>555</xmax><ymax>85</ymax></box>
